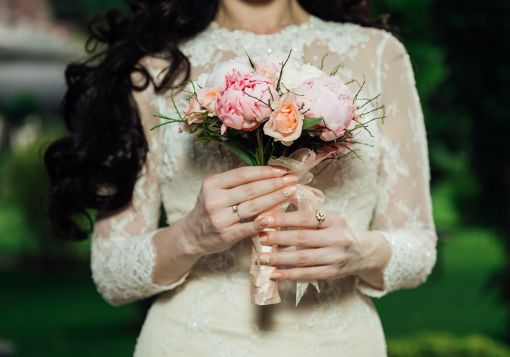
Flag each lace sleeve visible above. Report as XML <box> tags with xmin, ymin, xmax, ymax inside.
<box><xmin>353</xmin><ymin>32</ymin><xmax>438</xmax><ymax>298</ymax></box>
<box><xmin>90</xmin><ymin>58</ymin><xmax>190</xmax><ymax>306</ymax></box>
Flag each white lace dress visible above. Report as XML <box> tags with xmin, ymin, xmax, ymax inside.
<box><xmin>90</xmin><ymin>15</ymin><xmax>437</xmax><ymax>356</ymax></box>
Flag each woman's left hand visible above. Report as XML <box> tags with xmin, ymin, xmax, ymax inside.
<box><xmin>258</xmin><ymin>210</ymin><xmax>390</xmax><ymax>285</ymax></box>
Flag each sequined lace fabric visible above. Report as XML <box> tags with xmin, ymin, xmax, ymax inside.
<box><xmin>90</xmin><ymin>15</ymin><xmax>437</xmax><ymax>356</ymax></box>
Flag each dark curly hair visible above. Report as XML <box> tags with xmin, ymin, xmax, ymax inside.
<box><xmin>44</xmin><ymin>0</ymin><xmax>390</xmax><ymax>241</ymax></box>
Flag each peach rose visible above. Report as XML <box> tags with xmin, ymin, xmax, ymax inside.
<box><xmin>263</xmin><ymin>94</ymin><xmax>303</xmax><ymax>146</ymax></box>
<box><xmin>182</xmin><ymin>96</ymin><xmax>205</xmax><ymax>124</ymax></box>
<box><xmin>197</xmin><ymin>86</ymin><xmax>222</xmax><ymax>115</ymax></box>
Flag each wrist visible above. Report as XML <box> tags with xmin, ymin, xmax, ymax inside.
<box><xmin>352</xmin><ymin>228</ymin><xmax>392</xmax><ymax>289</ymax></box>
<box><xmin>177</xmin><ymin>213</ymin><xmax>205</xmax><ymax>258</ymax></box>
<box><xmin>353</xmin><ymin>228</ymin><xmax>391</xmax><ymax>271</ymax></box>
<box><xmin>151</xmin><ymin>222</ymin><xmax>201</xmax><ymax>286</ymax></box>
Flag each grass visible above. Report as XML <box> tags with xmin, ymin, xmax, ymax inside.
<box><xmin>0</xmin><ymin>267</ymin><xmax>141</xmax><ymax>356</ymax></box>
<box><xmin>376</xmin><ymin>227</ymin><xmax>506</xmax><ymax>340</ymax></box>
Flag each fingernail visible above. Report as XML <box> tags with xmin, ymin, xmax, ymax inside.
<box><xmin>255</xmin><ymin>216</ymin><xmax>273</xmax><ymax>225</ymax></box>
<box><xmin>272</xmin><ymin>167</ymin><xmax>287</xmax><ymax>174</ymax></box>
<box><xmin>271</xmin><ymin>272</ymin><xmax>282</xmax><ymax>279</ymax></box>
<box><xmin>261</xmin><ymin>215</ymin><xmax>274</xmax><ymax>224</ymax></box>
<box><xmin>258</xmin><ymin>231</ymin><xmax>268</xmax><ymax>238</ymax></box>
<box><xmin>283</xmin><ymin>174</ymin><xmax>298</xmax><ymax>183</ymax></box>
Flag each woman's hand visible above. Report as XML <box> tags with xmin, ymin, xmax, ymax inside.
<box><xmin>256</xmin><ymin>210</ymin><xmax>392</xmax><ymax>288</ymax></box>
<box><xmin>180</xmin><ymin>166</ymin><xmax>299</xmax><ymax>257</ymax></box>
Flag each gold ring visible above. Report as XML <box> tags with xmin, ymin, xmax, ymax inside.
<box><xmin>261</xmin><ymin>255</ymin><xmax>270</xmax><ymax>264</ymax></box>
<box><xmin>315</xmin><ymin>209</ymin><xmax>326</xmax><ymax>228</ymax></box>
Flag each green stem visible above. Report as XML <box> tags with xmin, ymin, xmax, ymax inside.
<box><xmin>256</xmin><ymin>127</ymin><xmax>264</xmax><ymax>166</ymax></box>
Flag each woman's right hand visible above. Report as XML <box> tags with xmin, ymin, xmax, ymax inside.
<box><xmin>181</xmin><ymin>166</ymin><xmax>299</xmax><ymax>257</ymax></box>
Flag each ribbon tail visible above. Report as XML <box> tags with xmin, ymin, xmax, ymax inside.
<box><xmin>296</xmin><ymin>280</ymin><xmax>320</xmax><ymax>307</ymax></box>
<box><xmin>311</xmin><ymin>280</ymin><xmax>320</xmax><ymax>293</ymax></box>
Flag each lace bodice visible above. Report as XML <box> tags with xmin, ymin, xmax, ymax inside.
<box><xmin>90</xmin><ymin>15</ymin><xmax>437</xmax><ymax>307</ymax></box>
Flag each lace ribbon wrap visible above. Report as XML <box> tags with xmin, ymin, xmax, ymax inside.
<box><xmin>250</xmin><ymin>148</ymin><xmax>339</xmax><ymax>306</ymax></box>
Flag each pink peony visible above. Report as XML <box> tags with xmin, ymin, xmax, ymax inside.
<box><xmin>294</xmin><ymin>76</ymin><xmax>357</xmax><ymax>141</ymax></box>
<box><xmin>263</xmin><ymin>93</ymin><xmax>303</xmax><ymax>146</ymax></box>
<box><xmin>205</xmin><ymin>58</ymin><xmax>253</xmax><ymax>88</ymax></box>
<box><xmin>216</xmin><ymin>71</ymin><xmax>279</xmax><ymax>135</ymax></box>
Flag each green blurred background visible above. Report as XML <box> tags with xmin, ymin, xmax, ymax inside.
<box><xmin>0</xmin><ymin>0</ymin><xmax>509</xmax><ymax>356</ymax></box>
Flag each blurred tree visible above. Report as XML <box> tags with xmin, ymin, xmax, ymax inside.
<box><xmin>49</xmin><ymin>0</ymin><xmax>126</xmax><ymax>27</ymax></box>
<box><xmin>372</xmin><ymin>0</ymin><xmax>473</xmax><ymax>187</ymax></box>
<box><xmin>0</xmin><ymin>93</ymin><xmax>44</xmax><ymax>153</ymax></box>
<box><xmin>373</xmin><ymin>0</ymin><xmax>510</xmax><ymax>341</ymax></box>
<box><xmin>374</xmin><ymin>0</ymin><xmax>510</xmax><ymax>343</ymax></box>
<box><xmin>0</xmin><ymin>133</ymin><xmax>86</xmax><ymax>266</ymax></box>
<box><xmin>430</xmin><ymin>0</ymin><xmax>510</xmax><ymax>342</ymax></box>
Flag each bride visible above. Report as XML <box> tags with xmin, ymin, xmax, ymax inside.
<box><xmin>44</xmin><ymin>0</ymin><xmax>438</xmax><ymax>355</ymax></box>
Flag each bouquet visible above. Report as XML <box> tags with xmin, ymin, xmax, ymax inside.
<box><xmin>153</xmin><ymin>51</ymin><xmax>385</xmax><ymax>306</ymax></box>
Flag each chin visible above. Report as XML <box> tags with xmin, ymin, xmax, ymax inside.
<box><xmin>241</xmin><ymin>0</ymin><xmax>277</xmax><ymax>5</ymax></box>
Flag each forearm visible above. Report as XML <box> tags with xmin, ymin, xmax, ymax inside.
<box><xmin>352</xmin><ymin>228</ymin><xmax>392</xmax><ymax>290</ymax></box>
<box><xmin>91</xmin><ymin>216</ymin><xmax>202</xmax><ymax>306</ymax></box>
<box><xmin>152</xmin><ymin>216</ymin><xmax>203</xmax><ymax>286</ymax></box>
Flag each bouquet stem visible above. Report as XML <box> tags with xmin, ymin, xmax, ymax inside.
<box><xmin>249</xmin><ymin>203</ymin><xmax>288</xmax><ymax>305</ymax></box>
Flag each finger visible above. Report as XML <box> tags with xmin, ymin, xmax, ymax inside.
<box><xmin>259</xmin><ymin>229</ymin><xmax>328</xmax><ymax>248</ymax></box>
<box><xmin>207</xmin><ymin>166</ymin><xmax>288</xmax><ymax>189</ymax></box>
<box><xmin>263</xmin><ymin>210</ymin><xmax>334</xmax><ymax>229</ymax></box>
<box><xmin>221</xmin><ymin>215</ymin><xmax>273</xmax><ymax>244</ymax></box>
<box><xmin>222</xmin><ymin>185</ymin><xmax>297</xmax><ymax>226</ymax></box>
<box><xmin>224</xmin><ymin>174</ymin><xmax>298</xmax><ymax>206</ymax></box>
<box><xmin>270</xmin><ymin>265</ymin><xmax>342</xmax><ymax>281</ymax></box>
<box><xmin>260</xmin><ymin>247</ymin><xmax>339</xmax><ymax>267</ymax></box>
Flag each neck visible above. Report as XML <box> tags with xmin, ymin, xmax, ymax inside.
<box><xmin>215</xmin><ymin>0</ymin><xmax>310</xmax><ymax>34</ymax></box>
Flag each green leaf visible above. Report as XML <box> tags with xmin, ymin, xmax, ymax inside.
<box><xmin>244</xmin><ymin>49</ymin><xmax>256</xmax><ymax>71</ymax></box>
<box><xmin>223</xmin><ymin>142</ymin><xmax>257</xmax><ymax>166</ymax></box>
<box><xmin>303</xmin><ymin>117</ymin><xmax>323</xmax><ymax>129</ymax></box>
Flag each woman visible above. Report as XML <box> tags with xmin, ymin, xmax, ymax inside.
<box><xmin>45</xmin><ymin>0</ymin><xmax>438</xmax><ymax>355</ymax></box>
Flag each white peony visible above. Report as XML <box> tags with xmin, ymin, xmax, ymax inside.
<box><xmin>280</xmin><ymin>60</ymin><xmax>324</xmax><ymax>90</ymax></box>
<box><xmin>205</xmin><ymin>58</ymin><xmax>253</xmax><ymax>87</ymax></box>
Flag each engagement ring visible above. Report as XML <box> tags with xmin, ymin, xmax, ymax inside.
<box><xmin>315</xmin><ymin>209</ymin><xmax>326</xmax><ymax>228</ymax></box>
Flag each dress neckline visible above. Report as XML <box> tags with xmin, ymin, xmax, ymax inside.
<box><xmin>206</xmin><ymin>14</ymin><xmax>320</xmax><ymax>38</ymax></box>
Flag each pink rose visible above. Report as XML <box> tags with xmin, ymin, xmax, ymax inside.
<box><xmin>263</xmin><ymin>93</ymin><xmax>303</xmax><ymax>146</ymax></box>
<box><xmin>216</xmin><ymin>71</ymin><xmax>279</xmax><ymax>135</ymax></box>
<box><xmin>294</xmin><ymin>76</ymin><xmax>356</xmax><ymax>141</ymax></box>
<box><xmin>205</xmin><ymin>58</ymin><xmax>253</xmax><ymax>88</ymax></box>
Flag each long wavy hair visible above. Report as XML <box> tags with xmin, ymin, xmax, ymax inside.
<box><xmin>44</xmin><ymin>0</ymin><xmax>390</xmax><ymax>241</ymax></box>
